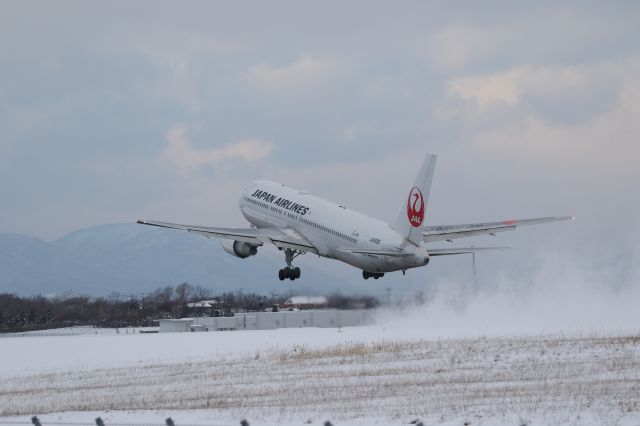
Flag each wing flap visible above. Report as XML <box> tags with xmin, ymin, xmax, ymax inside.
<box><xmin>137</xmin><ymin>220</ymin><xmax>318</xmax><ymax>254</ymax></box>
<box><xmin>422</xmin><ymin>216</ymin><xmax>573</xmax><ymax>243</ymax></box>
<box><xmin>269</xmin><ymin>238</ymin><xmax>318</xmax><ymax>254</ymax></box>
<box><xmin>138</xmin><ymin>220</ymin><xmax>264</xmax><ymax>244</ymax></box>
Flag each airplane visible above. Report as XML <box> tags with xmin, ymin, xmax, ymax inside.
<box><xmin>138</xmin><ymin>154</ymin><xmax>572</xmax><ymax>281</ymax></box>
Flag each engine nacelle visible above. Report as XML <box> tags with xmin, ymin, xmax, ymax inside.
<box><xmin>220</xmin><ymin>240</ymin><xmax>258</xmax><ymax>258</ymax></box>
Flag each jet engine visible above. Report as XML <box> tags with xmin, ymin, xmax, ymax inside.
<box><xmin>220</xmin><ymin>240</ymin><xmax>258</xmax><ymax>258</ymax></box>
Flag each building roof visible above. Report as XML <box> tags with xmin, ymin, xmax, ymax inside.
<box><xmin>284</xmin><ymin>296</ymin><xmax>328</xmax><ymax>305</ymax></box>
<box><xmin>187</xmin><ymin>300</ymin><xmax>219</xmax><ymax>308</ymax></box>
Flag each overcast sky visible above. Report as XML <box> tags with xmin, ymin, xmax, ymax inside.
<box><xmin>1</xmin><ymin>2</ymin><xmax>638</xmax><ymax>291</ymax></box>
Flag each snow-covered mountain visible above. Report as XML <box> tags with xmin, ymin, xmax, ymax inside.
<box><xmin>0</xmin><ymin>232</ymin><xmax>120</xmax><ymax>295</ymax></box>
<box><xmin>0</xmin><ymin>223</ymin><xmax>366</xmax><ymax>297</ymax></box>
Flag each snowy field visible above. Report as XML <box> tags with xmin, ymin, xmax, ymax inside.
<box><xmin>1</xmin><ymin>324</ymin><xmax>639</xmax><ymax>425</ymax></box>
<box><xmin>1</xmin><ymin>279</ymin><xmax>640</xmax><ymax>426</ymax></box>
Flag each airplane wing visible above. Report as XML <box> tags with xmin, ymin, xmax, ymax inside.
<box><xmin>422</xmin><ymin>216</ymin><xmax>573</xmax><ymax>243</ymax></box>
<box><xmin>427</xmin><ymin>247</ymin><xmax>510</xmax><ymax>256</ymax></box>
<box><xmin>137</xmin><ymin>220</ymin><xmax>318</xmax><ymax>254</ymax></box>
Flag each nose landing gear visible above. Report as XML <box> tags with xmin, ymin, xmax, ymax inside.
<box><xmin>278</xmin><ymin>248</ymin><xmax>303</xmax><ymax>281</ymax></box>
<box><xmin>362</xmin><ymin>271</ymin><xmax>384</xmax><ymax>280</ymax></box>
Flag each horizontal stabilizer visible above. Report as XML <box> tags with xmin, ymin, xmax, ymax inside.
<box><xmin>422</xmin><ymin>216</ymin><xmax>574</xmax><ymax>243</ymax></box>
<box><xmin>427</xmin><ymin>246</ymin><xmax>511</xmax><ymax>256</ymax></box>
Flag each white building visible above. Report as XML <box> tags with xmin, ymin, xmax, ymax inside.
<box><xmin>158</xmin><ymin>309</ymin><xmax>371</xmax><ymax>333</ymax></box>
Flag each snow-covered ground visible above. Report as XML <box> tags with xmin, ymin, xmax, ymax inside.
<box><xmin>1</xmin><ymin>312</ymin><xmax>639</xmax><ymax>425</ymax></box>
<box><xmin>2</xmin><ymin>276</ymin><xmax>639</xmax><ymax>426</ymax></box>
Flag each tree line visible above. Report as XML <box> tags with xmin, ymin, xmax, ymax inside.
<box><xmin>0</xmin><ymin>283</ymin><xmax>379</xmax><ymax>333</ymax></box>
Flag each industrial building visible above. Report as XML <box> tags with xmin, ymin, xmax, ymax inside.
<box><xmin>159</xmin><ymin>309</ymin><xmax>371</xmax><ymax>333</ymax></box>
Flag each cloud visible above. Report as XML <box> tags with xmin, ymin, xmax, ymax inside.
<box><xmin>448</xmin><ymin>67</ymin><xmax>526</xmax><ymax>110</ymax></box>
<box><xmin>468</xmin><ymin>60</ymin><xmax>640</xmax><ymax>156</ymax></box>
<box><xmin>438</xmin><ymin>57</ymin><xmax>640</xmax><ymax>248</ymax></box>
<box><xmin>427</xmin><ymin>25</ymin><xmax>500</xmax><ymax>71</ymax></box>
<box><xmin>164</xmin><ymin>126</ymin><xmax>273</xmax><ymax>174</ymax></box>
<box><xmin>246</xmin><ymin>53</ymin><xmax>341</xmax><ymax>93</ymax></box>
<box><xmin>132</xmin><ymin>31</ymin><xmax>243</xmax><ymax>111</ymax></box>
<box><xmin>134</xmin><ymin>30</ymin><xmax>242</xmax><ymax>75</ymax></box>
<box><xmin>447</xmin><ymin>63</ymin><xmax>621</xmax><ymax>124</ymax></box>
<box><xmin>1</xmin><ymin>0</ymin><xmax>638</xmax><ymax>260</ymax></box>
<box><xmin>341</xmin><ymin>122</ymin><xmax>371</xmax><ymax>145</ymax></box>
<box><xmin>425</xmin><ymin>7</ymin><xmax>639</xmax><ymax>73</ymax></box>
<box><xmin>447</xmin><ymin>65</ymin><xmax>599</xmax><ymax>109</ymax></box>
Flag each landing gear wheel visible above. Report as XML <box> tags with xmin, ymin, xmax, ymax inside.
<box><xmin>279</xmin><ymin>267</ymin><xmax>301</xmax><ymax>281</ymax></box>
<box><xmin>363</xmin><ymin>271</ymin><xmax>384</xmax><ymax>280</ymax></box>
<box><xmin>279</xmin><ymin>248</ymin><xmax>304</xmax><ymax>282</ymax></box>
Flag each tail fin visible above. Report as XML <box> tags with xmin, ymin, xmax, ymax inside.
<box><xmin>392</xmin><ymin>154</ymin><xmax>437</xmax><ymax>244</ymax></box>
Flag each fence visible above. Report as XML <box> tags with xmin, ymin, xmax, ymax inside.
<box><xmin>0</xmin><ymin>326</ymin><xmax>158</xmax><ymax>338</ymax></box>
<box><xmin>0</xmin><ymin>418</ymin><xmax>395</xmax><ymax>426</ymax></box>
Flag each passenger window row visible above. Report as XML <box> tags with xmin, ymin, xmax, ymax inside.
<box><xmin>244</xmin><ymin>196</ymin><xmax>357</xmax><ymax>244</ymax></box>
<box><xmin>300</xmin><ymin>217</ymin><xmax>357</xmax><ymax>244</ymax></box>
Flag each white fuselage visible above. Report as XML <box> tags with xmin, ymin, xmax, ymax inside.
<box><xmin>239</xmin><ymin>180</ymin><xmax>429</xmax><ymax>273</ymax></box>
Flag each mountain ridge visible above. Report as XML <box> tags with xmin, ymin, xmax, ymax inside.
<box><xmin>0</xmin><ymin>223</ymin><xmax>365</xmax><ymax>296</ymax></box>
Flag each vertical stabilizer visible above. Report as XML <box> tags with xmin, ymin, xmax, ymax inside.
<box><xmin>392</xmin><ymin>154</ymin><xmax>437</xmax><ymax>244</ymax></box>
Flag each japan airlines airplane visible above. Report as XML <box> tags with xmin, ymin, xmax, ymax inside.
<box><xmin>138</xmin><ymin>154</ymin><xmax>572</xmax><ymax>281</ymax></box>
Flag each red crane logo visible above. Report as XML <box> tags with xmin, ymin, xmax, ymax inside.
<box><xmin>407</xmin><ymin>187</ymin><xmax>425</xmax><ymax>228</ymax></box>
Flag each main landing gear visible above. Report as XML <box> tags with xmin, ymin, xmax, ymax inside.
<box><xmin>278</xmin><ymin>248</ymin><xmax>303</xmax><ymax>281</ymax></box>
<box><xmin>279</xmin><ymin>267</ymin><xmax>301</xmax><ymax>281</ymax></box>
<box><xmin>362</xmin><ymin>271</ymin><xmax>384</xmax><ymax>280</ymax></box>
